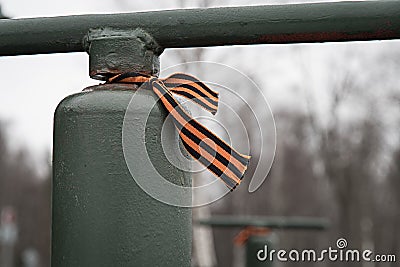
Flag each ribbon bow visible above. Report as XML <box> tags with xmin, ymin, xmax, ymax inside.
<box><xmin>107</xmin><ymin>72</ymin><xmax>250</xmax><ymax>190</ymax></box>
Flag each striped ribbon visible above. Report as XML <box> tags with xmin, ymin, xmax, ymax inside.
<box><xmin>107</xmin><ymin>72</ymin><xmax>250</xmax><ymax>191</ymax></box>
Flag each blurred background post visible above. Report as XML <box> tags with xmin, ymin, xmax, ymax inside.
<box><xmin>0</xmin><ymin>207</ymin><xmax>17</xmax><ymax>267</ymax></box>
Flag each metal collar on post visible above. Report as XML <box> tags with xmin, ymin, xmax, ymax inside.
<box><xmin>84</xmin><ymin>28</ymin><xmax>163</xmax><ymax>80</ymax></box>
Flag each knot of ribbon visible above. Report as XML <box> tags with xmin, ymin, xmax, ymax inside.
<box><xmin>107</xmin><ymin>72</ymin><xmax>250</xmax><ymax>191</ymax></box>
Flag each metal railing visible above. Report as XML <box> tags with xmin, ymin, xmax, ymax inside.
<box><xmin>0</xmin><ymin>0</ymin><xmax>399</xmax><ymax>56</ymax></box>
<box><xmin>197</xmin><ymin>216</ymin><xmax>329</xmax><ymax>267</ymax></box>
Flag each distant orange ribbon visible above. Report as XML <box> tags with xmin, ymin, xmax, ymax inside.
<box><xmin>234</xmin><ymin>226</ymin><xmax>271</xmax><ymax>245</ymax></box>
<box><xmin>108</xmin><ymin>72</ymin><xmax>251</xmax><ymax>190</ymax></box>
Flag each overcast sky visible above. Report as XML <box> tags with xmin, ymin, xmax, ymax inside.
<box><xmin>0</xmin><ymin>0</ymin><xmax>398</xmax><ymax>174</ymax></box>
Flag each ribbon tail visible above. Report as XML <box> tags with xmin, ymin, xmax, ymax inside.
<box><xmin>151</xmin><ymin>79</ymin><xmax>250</xmax><ymax>191</ymax></box>
<box><xmin>162</xmin><ymin>73</ymin><xmax>219</xmax><ymax>115</ymax></box>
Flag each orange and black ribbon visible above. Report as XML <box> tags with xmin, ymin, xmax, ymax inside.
<box><xmin>107</xmin><ymin>72</ymin><xmax>250</xmax><ymax>190</ymax></box>
<box><xmin>234</xmin><ymin>226</ymin><xmax>271</xmax><ymax>245</ymax></box>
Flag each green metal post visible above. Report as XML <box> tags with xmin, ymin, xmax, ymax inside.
<box><xmin>52</xmin><ymin>29</ymin><xmax>191</xmax><ymax>266</ymax></box>
<box><xmin>246</xmin><ymin>235</ymin><xmax>275</xmax><ymax>267</ymax></box>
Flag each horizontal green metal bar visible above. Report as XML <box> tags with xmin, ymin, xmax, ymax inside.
<box><xmin>196</xmin><ymin>216</ymin><xmax>329</xmax><ymax>230</ymax></box>
<box><xmin>0</xmin><ymin>0</ymin><xmax>400</xmax><ymax>56</ymax></box>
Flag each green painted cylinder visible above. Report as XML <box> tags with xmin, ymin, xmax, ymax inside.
<box><xmin>246</xmin><ymin>235</ymin><xmax>275</xmax><ymax>267</ymax></box>
<box><xmin>52</xmin><ymin>84</ymin><xmax>191</xmax><ymax>266</ymax></box>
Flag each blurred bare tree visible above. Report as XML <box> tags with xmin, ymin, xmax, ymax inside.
<box><xmin>209</xmin><ymin>43</ymin><xmax>400</xmax><ymax>267</ymax></box>
<box><xmin>0</xmin><ymin>124</ymin><xmax>51</xmax><ymax>267</ymax></box>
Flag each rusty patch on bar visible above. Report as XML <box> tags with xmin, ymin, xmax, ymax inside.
<box><xmin>255</xmin><ymin>28</ymin><xmax>397</xmax><ymax>44</ymax></box>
